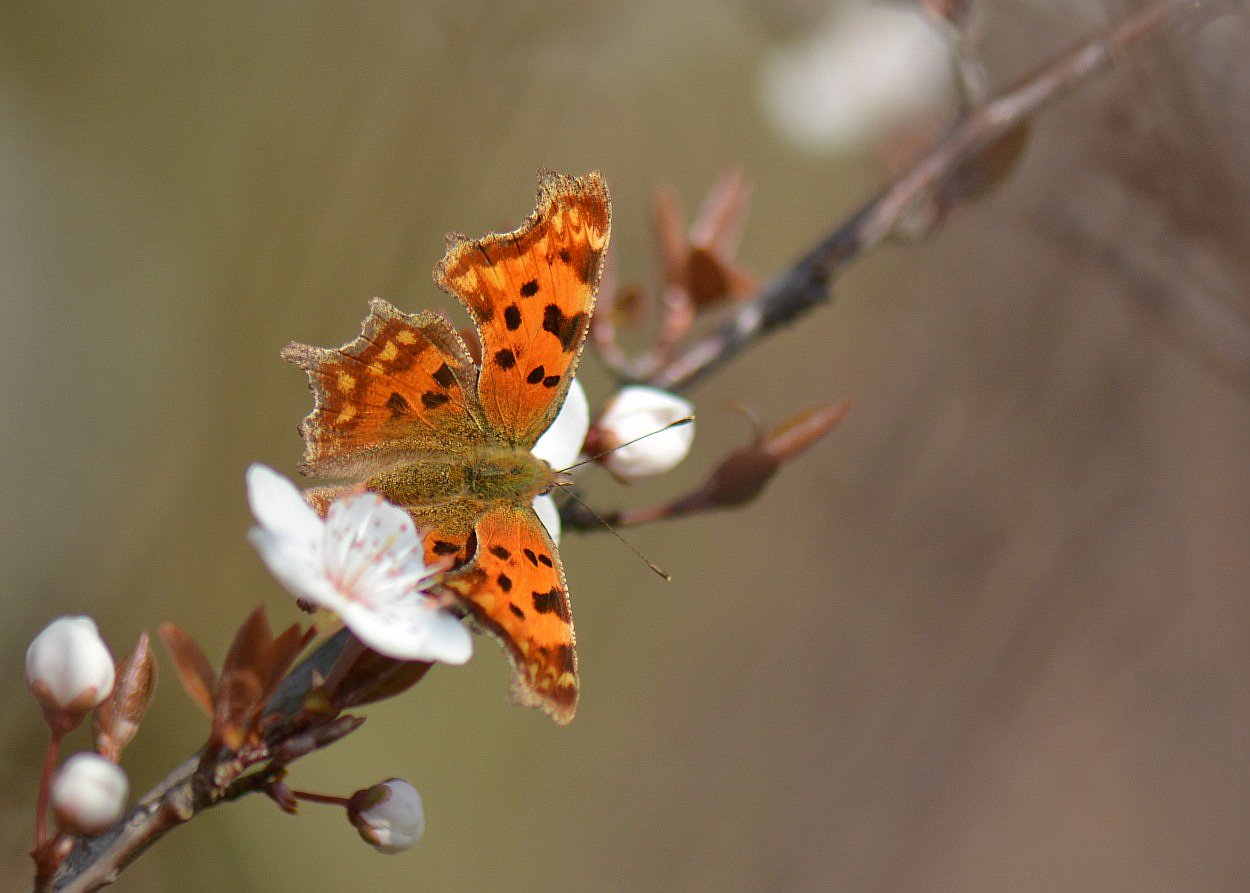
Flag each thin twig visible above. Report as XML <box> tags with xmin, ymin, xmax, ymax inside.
<box><xmin>649</xmin><ymin>0</ymin><xmax>1194</xmax><ymax>393</ymax></box>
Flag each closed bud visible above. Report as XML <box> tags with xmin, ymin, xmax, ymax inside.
<box><xmin>348</xmin><ymin>779</ymin><xmax>425</xmax><ymax>854</ymax></box>
<box><xmin>591</xmin><ymin>386</ymin><xmax>694</xmax><ymax>481</ymax></box>
<box><xmin>50</xmin><ymin>753</ymin><xmax>129</xmax><ymax>835</ymax></box>
<box><xmin>26</xmin><ymin>617</ymin><xmax>116</xmax><ymax>733</ymax></box>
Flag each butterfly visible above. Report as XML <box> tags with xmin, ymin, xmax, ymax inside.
<box><xmin>282</xmin><ymin>171</ymin><xmax>610</xmax><ymax>724</ymax></box>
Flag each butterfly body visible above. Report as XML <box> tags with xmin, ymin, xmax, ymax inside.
<box><xmin>284</xmin><ymin>171</ymin><xmax>610</xmax><ymax>724</ymax></box>
<box><xmin>365</xmin><ymin>444</ymin><xmax>554</xmax><ymax>508</ymax></box>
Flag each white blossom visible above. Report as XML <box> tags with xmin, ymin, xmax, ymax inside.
<box><xmin>246</xmin><ymin>464</ymin><xmax>472</xmax><ymax>664</ymax></box>
<box><xmin>594</xmin><ymin>385</ymin><xmax>694</xmax><ymax>481</ymax></box>
<box><xmin>349</xmin><ymin>778</ymin><xmax>425</xmax><ymax>854</ymax></box>
<box><xmin>50</xmin><ymin>752</ymin><xmax>129</xmax><ymax>835</ymax></box>
<box><xmin>758</xmin><ymin>1</ymin><xmax>954</xmax><ymax>154</ymax></box>
<box><xmin>530</xmin><ymin>377</ymin><xmax>590</xmax><ymax>543</ymax></box>
<box><xmin>26</xmin><ymin>616</ymin><xmax>115</xmax><ymax>722</ymax></box>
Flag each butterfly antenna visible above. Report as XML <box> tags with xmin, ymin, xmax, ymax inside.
<box><xmin>558</xmin><ymin>486</ymin><xmax>672</xmax><ymax>581</ymax></box>
<box><xmin>560</xmin><ymin>416</ymin><xmax>695</xmax><ymax>472</ymax></box>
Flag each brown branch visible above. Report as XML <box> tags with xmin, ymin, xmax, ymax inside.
<box><xmin>647</xmin><ymin>0</ymin><xmax>1197</xmax><ymax>393</ymax></box>
<box><xmin>46</xmin><ymin>631</ymin><xmax>355</xmax><ymax>893</ymax></box>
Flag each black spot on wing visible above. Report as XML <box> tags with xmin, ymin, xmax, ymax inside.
<box><xmin>532</xmin><ymin>587</ymin><xmax>567</xmax><ymax>619</ymax></box>
<box><xmin>557</xmin><ymin>245</ymin><xmax>597</xmax><ymax>283</ymax></box>
<box><xmin>421</xmin><ymin>391</ymin><xmax>450</xmax><ymax>410</ymax></box>
<box><xmin>386</xmin><ymin>392</ymin><xmax>410</xmax><ymax>416</ymax></box>
<box><xmin>520</xmin><ymin>278</ymin><xmax>539</xmax><ymax>297</ymax></box>
<box><xmin>489</xmin><ymin>545</ymin><xmax>512</xmax><ymax>561</ymax></box>
<box><xmin>494</xmin><ymin>348</ymin><xmax>516</xmax><ymax>370</ymax></box>
<box><xmin>497</xmin><ymin>573</ymin><xmax>513</xmax><ymax>593</ymax></box>
<box><xmin>431</xmin><ymin>540</ymin><xmax>460</xmax><ymax>556</ymax></box>
<box><xmin>432</xmin><ymin>363</ymin><xmax>456</xmax><ymax>389</ymax></box>
<box><xmin>542</xmin><ymin>304</ymin><xmax>587</xmax><ymax>353</ymax></box>
<box><xmin>526</xmin><ymin>365</ymin><xmax>545</xmax><ymax>385</ymax></box>
<box><xmin>504</xmin><ymin>304</ymin><xmax>522</xmax><ymax>331</ymax></box>
<box><xmin>509</xmin><ymin>602</ymin><xmax>525</xmax><ymax>620</ymax></box>
<box><xmin>542</xmin><ymin>374</ymin><xmax>560</xmax><ymax>388</ymax></box>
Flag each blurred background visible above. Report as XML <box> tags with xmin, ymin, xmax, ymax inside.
<box><xmin>3</xmin><ymin>1</ymin><xmax>1250</xmax><ymax>890</ymax></box>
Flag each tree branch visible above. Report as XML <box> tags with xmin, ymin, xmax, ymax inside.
<box><xmin>648</xmin><ymin>0</ymin><xmax>1197</xmax><ymax>393</ymax></box>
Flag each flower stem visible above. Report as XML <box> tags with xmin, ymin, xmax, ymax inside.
<box><xmin>35</xmin><ymin>731</ymin><xmax>63</xmax><ymax>848</ymax></box>
<box><xmin>288</xmin><ymin>789</ymin><xmax>350</xmax><ymax>808</ymax></box>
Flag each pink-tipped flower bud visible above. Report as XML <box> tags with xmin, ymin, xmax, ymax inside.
<box><xmin>50</xmin><ymin>752</ymin><xmax>129</xmax><ymax>835</ymax></box>
<box><xmin>591</xmin><ymin>386</ymin><xmax>694</xmax><ymax>481</ymax></box>
<box><xmin>26</xmin><ymin>617</ymin><xmax>116</xmax><ymax>733</ymax></box>
<box><xmin>348</xmin><ymin>779</ymin><xmax>425</xmax><ymax>854</ymax></box>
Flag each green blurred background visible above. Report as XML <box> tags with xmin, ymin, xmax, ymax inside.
<box><xmin>4</xmin><ymin>1</ymin><xmax>1250</xmax><ymax>890</ymax></box>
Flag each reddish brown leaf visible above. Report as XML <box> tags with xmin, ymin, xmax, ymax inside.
<box><xmin>213</xmin><ymin>607</ymin><xmax>276</xmax><ymax>752</ymax></box>
<box><xmin>327</xmin><ymin>648</ymin><xmax>434</xmax><ymax>710</ymax></box>
<box><xmin>258</xmin><ymin>623</ymin><xmax>316</xmax><ymax>710</ymax></box>
<box><xmin>158</xmin><ymin>623</ymin><xmax>216</xmax><ymax>717</ymax></box>
<box><xmin>690</xmin><ymin>168</ymin><xmax>750</xmax><ymax>259</ymax></box>
<box><xmin>937</xmin><ymin>121</ymin><xmax>1031</xmax><ymax>211</ymax></box>
<box><xmin>760</xmin><ymin>400</ymin><xmax>851</xmax><ymax>462</ymax></box>
<box><xmin>94</xmin><ymin>631</ymin><xmax>157</xmax><ymax>761</ymax></box>
<box><xmin>652</xmin><ymin>185</ymin><xmax>688</xmax><ymax>288</ymax></box>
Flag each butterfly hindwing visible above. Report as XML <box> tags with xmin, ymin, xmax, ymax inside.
<box><xmin>444</xmin><ymin>504</ymin><xmax>578</xmax><ymax>724</ymax></box>
<box><xmin>435</xmin><ymin>170</ymin><xmax>610</xmax><ymax>447</ymax></box>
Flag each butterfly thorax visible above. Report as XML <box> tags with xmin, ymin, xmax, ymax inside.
<box><xmin>364</xmin><ymin>442</ymin><xmax>556</xmax><ymax>511</ymax></box>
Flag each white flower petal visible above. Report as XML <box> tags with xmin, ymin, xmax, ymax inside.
<box><xmin>247</xmin><ymin>529</ymin><xmax>339</xmax><ymax>607</ymax></box>
<box><xmin>533</xmin><ymin>378</ymin><xmax>589</xmax><ymax>471</ymax></box>
<box><xmin>247</xmin><ymin>464</ymin><xmax>323</xmax><ymax>547</ymax></box>
<box><xmin>338</xmin><ymin>598</ymin><xmax>473</xmax><ymax>664</ymax></box>
<box><xmin>532</xmin><ymin>494</ymin><xmax>561</xmax><ymax>544</ymax></box>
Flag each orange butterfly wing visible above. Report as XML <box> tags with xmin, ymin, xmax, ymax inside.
<box><xmin>443</xmin><ymin>504</ymin><xmax>578</xmax><ymax>724</ymax></box>
<box><xmin>282</xmin><ymin>298</ymin><xmax>482</xmax><ymax>478</ymax></box>
<box><xmin>435</xmin><ymin>169</ymin><xmax>610</xmax><ymax>447</ymax></box>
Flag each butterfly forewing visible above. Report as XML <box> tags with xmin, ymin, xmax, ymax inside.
<box><xmin>283</xmin><ymin>299</ymin><xmax>483</xmax><ymax>478</ymax></box>
<box><xmin>435</xmin><ymin>170</ymin><xmax>610</xmax><ymax>447</ymax></box>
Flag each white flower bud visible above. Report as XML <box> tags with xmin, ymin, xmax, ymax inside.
<box><xmin>349</xmin><ymin>779</ymin><xmax>425</xmax><ymax>854</ymax></box>
<box><xmin>50</xmin><ymin>752</ymin><xmax>129</xmax><ymax>835</ymax></box>
<box><xmin>26</xmin><ymin>617</ymin><xmax>116</xmax><ymax>729</ymax></box>
<box><xmin>594</xmin><ymin>386</ymin><xmax>694</xmax><ymax>481</ymax></box>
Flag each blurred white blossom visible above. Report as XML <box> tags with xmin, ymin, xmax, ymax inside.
<box><xmin>594</xmin><ymin>385</ymin><xmax>694</xmax><ymax>481</ymax></box>
<box><xmin>50</xmin><ymin>752</ymin><xmax>129</xmax><ymax>835</ymax></box>
<box><xmin>758</xmin><ymin>1</ymin><xmax>954</xmax><ymax>154</ymax></box>
<box><xmin>26</xmin><ymin>616</ymin><xmax>115</xmax><ymax>726</ymax></box>
<box><xmin>531</xmin><ymin>377</ymin><xmax>590</xmax><ymax>543</ymax></box>
<box><xmin>349</xmin><ymin>778</ymin><xmax>425</xmax><ymax>854</ymax></box>
<box><xmin>246</xmin><ymin>464</ymin><xmax>472</xmax><ymax>664</ymax></box>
